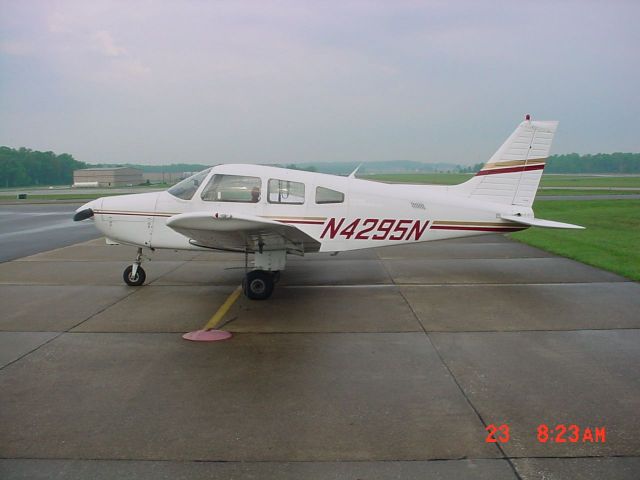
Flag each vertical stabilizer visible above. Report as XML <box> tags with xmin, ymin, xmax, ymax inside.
<box><xmin>453</xmin><ymin>119</ymin><xmax>558</xmax><ymax>206</ymax></box>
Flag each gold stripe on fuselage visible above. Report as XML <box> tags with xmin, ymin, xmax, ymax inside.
<box><xmin>481</xmin><ymin>157</ymin><xmax>547</xmax><ymax>170</ymax></box>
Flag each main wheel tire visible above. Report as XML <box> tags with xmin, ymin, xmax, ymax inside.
<box><xmin>123</xmin><ymin>265</ymin><xmax>146</xmax><ymax>286</ymax></box>
<box><xmin>244</xmin><ymin>270</ymin><xmax>274</xmax><ymax>300</ymax></box>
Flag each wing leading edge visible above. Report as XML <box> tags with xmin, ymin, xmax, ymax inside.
<box><xmin>165</xmin><ymin>211</ymin><xmax>321</xmax><ymax>254</ymax></box>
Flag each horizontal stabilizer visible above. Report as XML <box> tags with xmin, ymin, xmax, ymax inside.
<box><xmin>501</xmin><ymin>215</ymin><xmax>584</xmax><ymax>229</ymax></box>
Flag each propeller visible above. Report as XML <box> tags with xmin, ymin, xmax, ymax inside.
<box><xmin>73</xmin><ymin>208</ymin><xmax>94</xmax><ymax>222</ymax></box>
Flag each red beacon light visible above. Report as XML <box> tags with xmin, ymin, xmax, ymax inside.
<box><xmin>525</xmin><ymin>114</ymin><xmax>531</xmax><ymax>121</ymax></box>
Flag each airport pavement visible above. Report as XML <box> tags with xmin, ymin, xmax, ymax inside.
<box><xmin>1</xmin><ymin>235</ymin><xmax>639</xmax><ymax>479</ymax></box>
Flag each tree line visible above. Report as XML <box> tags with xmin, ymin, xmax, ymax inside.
<box><xmin>0</xmin><ymin>147</ymin><xmax>87</xmax><ymax>188</ymax></box>
<box><xmin>545</xmin><ymin>153</ymin><xmax>640</xmax><ymax>173</ymax></box>
<box><xmin>1</xmin><ymin>145</ymin><xmax>640</xmax><ymax>188</ymax></box>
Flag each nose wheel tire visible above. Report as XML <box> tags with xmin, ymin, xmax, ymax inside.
<box><xmin>123</xmin><ymin>265</ymin><xmax>146</xmax><ymax>286</ymax></box>
<box><xmin>243</xmin><ymin>270</ymin><xmax>274</xmax><ymax>300</ymax></box>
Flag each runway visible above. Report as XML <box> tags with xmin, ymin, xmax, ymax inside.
<box><xmin>0</xmin><ymin>204</ymin><xmax>100</xmax><ymax>263</ymax></box>
<box><xmin>1</xmin><ymin>234</ymin><xmax>639</xmax><ymax>479</ymax></box>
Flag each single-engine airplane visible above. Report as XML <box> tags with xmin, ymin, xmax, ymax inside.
<box><xmin>74</xmin><ymin>116</ymin><xmax>583</xmax><ymax>300</ymax></box>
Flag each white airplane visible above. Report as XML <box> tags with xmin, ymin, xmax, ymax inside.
<box><xmin>74</xmin><ymin>117</ymin><xmax>582</xmax><ymax>300</ymax></box>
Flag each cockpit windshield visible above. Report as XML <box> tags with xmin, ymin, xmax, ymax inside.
<box><xmin>167</xmin><ymin>168</ymin><xmax>212</xmax><ymax>200</ymax></box>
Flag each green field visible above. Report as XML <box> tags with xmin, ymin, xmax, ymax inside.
<box><xmin>364</xmin><ymin>173</ymin><xmax>640</xmax><ymax>188</ymax></box>
<box><xmin>540</xmin><ymin>175</ymin><xmax>640</xmax><ymax>188</ymax></box>
<box><xmin>363</xmin><ymin>173</ymin><xmax>640</xmax><ymax>197</ymax></box>
<box><xmin>536</xmin><ymin>189</ymin><xmax>639</xmax><ymax>196</ymax></box>
<box><xmin>510</xmin><ymin>200</ymin><xmax>640</xmax><ymax>281</ymax></box>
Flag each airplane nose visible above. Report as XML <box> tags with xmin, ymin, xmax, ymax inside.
<box><xmin>73</xmin><ymin>198</ymin><xmax>102</xmax><ymax>221</ymax></box>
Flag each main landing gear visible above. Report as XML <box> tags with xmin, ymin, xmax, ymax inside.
<box><xmin>123</xmin><ymin>247</ymin><xmax>146</xmax><ymax>286</ymax></box>
<box><xmin>242</xmin><ymin>250</ymin><xmax>286</xmax><ymax>300</ymax></box>
<box><xmin>242</xmin><ymin>270</ymin><xmax>281</xmax><ymax>300</ymax></box>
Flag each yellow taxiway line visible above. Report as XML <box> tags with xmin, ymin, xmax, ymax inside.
<box><xmin>202</xmin><ymin>285</ymin><xmax>242</xmax><ymax>331</ymax></box>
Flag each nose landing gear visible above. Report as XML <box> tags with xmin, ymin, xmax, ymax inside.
<box><xmin>123</xmin><ymin>247</ymin><xmax>146</xmax><ymax>286</ymax></box>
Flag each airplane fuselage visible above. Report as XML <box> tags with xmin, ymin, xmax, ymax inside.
<box><xmin>84</xmin><ymin>164</ymin><xmax>531</xmax><ymax>254</ymax></box>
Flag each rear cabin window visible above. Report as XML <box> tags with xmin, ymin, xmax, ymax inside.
<box><xmin>268</xmin><ymin>179</ymin><xmax>305</xmax><ymax>204</ymax></box>
<box><xmin>168</xmin><ymin>168</ymin><xmax>211</xmax><ymax>200</ymax></box>
<box><xmin>201</xmin><ymin>174</ymin><xmax>262</xmax><ymax>203</ymax></box>
<box><xmin>315</xmin><ymin>186</ymin><xmax>344</xmax><ymax>204</ymax></box>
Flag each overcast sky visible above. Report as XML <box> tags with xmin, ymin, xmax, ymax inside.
<box><xmin>1</xmin><ymin>0</ymin><xmax>639</xmax><ymax>166</ymax></box>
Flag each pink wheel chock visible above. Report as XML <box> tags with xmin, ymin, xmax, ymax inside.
<box><xmin>182</xmin><ymin>329</ymin><xmax>232</xmax><ymax>342</ymax></box>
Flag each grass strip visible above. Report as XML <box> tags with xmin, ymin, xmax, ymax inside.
<box><xmin>510</xmin><ymin>200</ymin><xmax>640</xmax><ymax>281</ymax></box>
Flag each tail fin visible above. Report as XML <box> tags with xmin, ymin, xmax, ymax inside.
<box><xmin>453</xmin><ymin>118</ymin><xmax>558</xmax><ymax>206</ymax></box>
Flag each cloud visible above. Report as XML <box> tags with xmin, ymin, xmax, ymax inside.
<box><xmin>47</xmin><ymin>12</ymin><xmax>72</xmax><ymax>34</ymax></box>
<box><xmin>1</xmin><ymin>0</ymin><xmax>639</xmax><ymax>164</ymax></box>
<box><xmin>0</xmin><ymin>40</ymin><xmax>34</xmax><ymax>56</ymax></box>
<box><xmin>93</xmin><ymin>30</ymin><xmax>126</xmax><ymax>57</ymax></box>
<box><xmin>121</xmin><ymin>59</ymin><xmax>151</xmax><ymax>77</ymax></box>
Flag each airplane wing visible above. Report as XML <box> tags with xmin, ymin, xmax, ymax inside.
<box><xmin>165</xmin><ymin>211</ymin><xmax>321</xmax><ymax>254</ymax></box>
<box><xmin>501</xmin><ymin>215</ymin><xmax>584</xmax><ymax>229</ymax></box>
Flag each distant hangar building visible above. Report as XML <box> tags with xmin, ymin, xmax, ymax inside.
<box><xmin>141</xmin><ymin>171</ymin><xmax>190</xmax><ymax>185</ymax></box>
<box><xmin>73</xmin><ymin>167</ymin><xmax>143</xmax><ymax>187</ymax></box>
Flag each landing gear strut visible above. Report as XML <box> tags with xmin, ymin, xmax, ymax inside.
<box><xmin>123</xmin><ymin>247</ymin><xmax>146</xmax><ymax>286</ymax></box>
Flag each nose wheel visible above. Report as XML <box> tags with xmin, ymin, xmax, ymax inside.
<box><xmin>123</xmin><ymin>265</ymin><xmax>146</xmax><ymax>286</ymax></box>
<box><xmin>123</xmin><ymin>247</ymin><xmax>146</xmax><ymax>286</ymax></box>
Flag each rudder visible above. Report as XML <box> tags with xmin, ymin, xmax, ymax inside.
<box><xmin>453</xmin><ymin>118</ymin><xmax>558</xmax><ymax>207</ymax></box>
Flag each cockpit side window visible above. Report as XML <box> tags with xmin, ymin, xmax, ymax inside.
<box><xmin>167</xmin><ymin>168</ymin><xmax>211</xmax><ymax>200</ymax></box>
<box><xmin>268</xmin><ymin>179</ymin><xmax>305</xmax><ymax>204</ymax></box>
<box><xmin>200</xmin><ymin>174</ymin><xmax>262</xmax><ymax>203</ymax></box>
<box><xmin>315</xmin><ymin>186</ymin><xmax>344</xmax><ymax>204</ymax></box>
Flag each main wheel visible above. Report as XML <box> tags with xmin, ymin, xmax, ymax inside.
<box><xmin>244</xmin><ymin>270</ymin><xmax>274</xmax><ymax>300</ymax></box>
<box><xmin>123</xmin><ymin>265</ymin><xmax>146</xmax><ymax>286</ymax></box>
